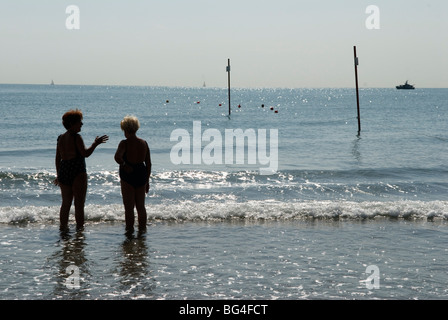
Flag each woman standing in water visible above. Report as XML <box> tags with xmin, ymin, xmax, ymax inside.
<box><xmin>54</xmin><ymin>109</ymin><xmax>109</xmax><ymax>231</ymax></box>
<box><xmin>114</xmin><ymin>115</ymin><xmax>152</xmax><ymax>234</ymax></box>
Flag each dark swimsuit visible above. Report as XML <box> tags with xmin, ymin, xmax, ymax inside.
<box><xmin>57</xmin><ymin>134</ymin><xmax>86</xmax><ymax>186</ymax></box>
<box><xmin>119</xmin><ymin>141</ymin><xmax>148</xmax><ymax>188</ymax></box>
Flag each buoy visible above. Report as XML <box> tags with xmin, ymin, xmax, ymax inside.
<box><xmin>197</xmin><ymin>101</ymin><xmax>200</xmax><ymax>104</ymax></box>
<box><xmin>270</xmin><ymin>107</ymin><xmax>274</xmax><ymax>110</ymax></box>
<box><xmin>274</xmin><ymin>110</ymin><xmax>278</xmax><ymax>113</ymax></box>
<box><xmin>166</xmin><ymin>100</ymin><xmax>169</xmax><ymax>103</ymax></box>
<box><xmin>238</xmin><ymin>104</ymin><xmax>241</xmax><ymax>108</ymax></box>
<box><xmin>261</xmin><ymin>104</ymin><xmax>265</xmax><ymax>108</ymax></box>
<box><xmin>219</xmin><ymin>104</ymin><xmax>222</xmax><ymax>106</ymax></box>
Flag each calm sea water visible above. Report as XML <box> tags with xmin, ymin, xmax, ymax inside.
<box><xmin>1</xmin><ymin>84</ymin><xmax>448</xmax><ymax>300</ymax></box>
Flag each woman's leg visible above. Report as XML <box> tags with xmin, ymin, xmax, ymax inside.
<box><xmin>135</xmin><ymin>185</ymin><xmax>147</xmax><ymax>232</ymax></box>
<box><xmin>59</xmin><ymin>184</ymin><xmax>73</xmax><ymax>230</ymax></box>
<box><xmin>73</xmin><ymin>172</ymin><xmax>87</xmax><ymax>230</ymax></box>
<box><xmin>121</xmin><ymin>180</ymin><xmax>136</xmax><ymax>232</ymax></box>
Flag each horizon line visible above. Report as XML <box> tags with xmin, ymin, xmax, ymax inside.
<box><xmin>1</xmin><ymin>82</ymin><xmax>446</xmax><ymax>90</ymax></box>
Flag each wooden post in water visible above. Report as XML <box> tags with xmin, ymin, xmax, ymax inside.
<box><xmin>227</xmin><ymin>59</ymin><xmax>231</xmax><ymax>116</ymax></box>
<box><xmin>353</xmin><ymin>46</ymin><xmax>361</xmax><ymax>134</ymax></box>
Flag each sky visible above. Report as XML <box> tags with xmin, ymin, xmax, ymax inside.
<box><xmin>0</xmin><ymin>0</ymin><xmax>447</xmax><ymax>88</ymax></box>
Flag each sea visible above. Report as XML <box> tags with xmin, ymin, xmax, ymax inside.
<box><xmin>1</xmin><ymin>84</ymin><xmax>448</xmax><ymax>301</ymax></box>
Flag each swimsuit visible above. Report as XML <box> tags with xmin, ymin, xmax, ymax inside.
<box><xmin>57</xmin><ymin>134</ymin><xmax>86</xmax><ymax>186</ymax></box>
<box><xmin>119</xmin><ymin>141</ymin><xmax>148</xmax><ymax>188</ymax></box>
<box><xmin>120</xmin><ymin>156</ymin><xmax>148</xmax><ymax>188</ymax></box>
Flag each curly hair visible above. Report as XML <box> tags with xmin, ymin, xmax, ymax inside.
<box><xmin>120</xmin><ymin>115</ymin><xmax>140</xmax><ymax>133</ymax></box>
<box><xmin>62</xmin><ymin>109</ymin><xmax>83</xmax><ymax>130</ymax></box>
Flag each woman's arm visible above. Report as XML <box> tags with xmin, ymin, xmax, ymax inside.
<box><xmin>55</xmin><ymin>145</ymin><xmax>61</xmax><ymax>172</ymax></box>
<box><xmin>145</xmin><ymin>143</ymin><xmax>152</xmax><ymax>178</ymax></box>
<box><xmin>54</xmin><ymin>144</ymin><xmax>61</xmax><ymax>185</ymax></box>
<box><xmin>114</xmin><ymin>140</ymin><xmax>126</xmax><ymax>165</ymax></box>
<box><xmin>145</xmin><ymin>142</ymin><xmax>152</xmax><ymax>193</ymax></box>
<box><xmin>77</xmin><ymin>134</ymin><xmax>109</xmax><ymax>158</ymax></box>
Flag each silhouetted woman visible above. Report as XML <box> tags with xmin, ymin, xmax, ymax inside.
<box><xmin>55</xmin><ymin>109</ymin><xmax>108</xmax><ymax>231</ymax></box>
<box><xmin>114</xmin><ymin>115</ymin><xmax>151</xmax><ymax>234</ymax></box>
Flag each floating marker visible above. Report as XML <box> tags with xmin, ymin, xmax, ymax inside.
<box><xmin>275</xmin><ymin>110</ymin><xmax>278</xmax><ymax>113</ymax></box>
<box><xmin>166</xmin><ymin>100</ymin><xmax>169</xmax><ymax>103</ymax></box>
<box><xmin>219</xmin><ymin>104</ymin><xmax>222</xmax><ymax>106</ymax></box>
<box><xmin>261</xmin><ymin>104</ymin><xmax>265</xmax><ymax>108</ymax></box>
<box><xmin>238</xmin><ymin>104</ymin><xmax>241</xmax><ymax>108</ymax></box>
<box><xmin>270</xmin><ymin>107</ymin><xmax>274</xmax><ymax>110</ymax></box>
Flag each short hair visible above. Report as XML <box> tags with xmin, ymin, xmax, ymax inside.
<box><xmin>120</xmin><ymin>115</ymin><xmax>140</xmax><ymax>133</ymax></box>
<box><xmin>62</xmin><ymin>109</ymin><xmax>83</xmax><ymax>130</ymax></box>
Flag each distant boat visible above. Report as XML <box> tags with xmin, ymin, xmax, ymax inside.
<box><xmin>396</xmin><ymin>80</ymin><xmax>414</xmax><ymax>90</ymax></box>
<box><xmin>203</xmin><ymin>81</ymin><xmax>206</xmax><ymax>88</ymax></box>
<box><xmin>50</xmin><ymin>80</ymin><xmax>54</xmax><ymax>85</ymax></box>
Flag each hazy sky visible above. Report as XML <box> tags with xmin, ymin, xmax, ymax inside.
<box><xmin>1</xmin><ymin>0</ymin><xmax>447</xmax><ymax>88</ymax></box>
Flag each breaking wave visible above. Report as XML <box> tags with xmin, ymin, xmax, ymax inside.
<box><xmin>1</xmin><ymin>200</ymin><xmax>448</xmax><ymax>225</ymax></box>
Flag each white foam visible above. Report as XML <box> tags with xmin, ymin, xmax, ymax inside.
<box><xmin>1</xmin><ymin>200</ymin><xmax>448</xmax><ymax>224</ymax></box>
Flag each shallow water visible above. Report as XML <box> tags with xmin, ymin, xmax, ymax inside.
<box><xmin>1</xmin><ymin>219</ymin><xmax>448</xmax><ymax>300</ymax></box>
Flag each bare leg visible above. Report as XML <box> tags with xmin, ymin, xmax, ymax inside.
<box><xmin>135</xmin><ymin>184</ymin><xmax>147</xmax><ymax>232</ymax></box>
<box><xmin>121</xmin><ymin>180</ymin><xmax>136</xmax><ymax>232</ymax></box>
<box><xmin>59</xmin><ymin>184</ymin><xmax>73</xmax><ymax>230</ymax></box>
<box><xmin>73</xmin><ymin>172</ymin><xmax>87</xmax><ymax>230</ymax></box>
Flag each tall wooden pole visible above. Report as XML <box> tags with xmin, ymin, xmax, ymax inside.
<box><xmin>353</xmin><ymin>46</ymin><xmax>361</xmax><ymax>134</ymax></box>
<box><xmin>227</xmin><ymin>59</ymin><xmax>231</xmax><ymax>116</ymax></box>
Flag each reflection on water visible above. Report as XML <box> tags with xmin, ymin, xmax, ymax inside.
<box><xmin>45</xmin><ymin>228</ymin><xmax>155</xmax><ymax>299</ymax></box>
<box><xmin>352</xmin><ymin>135</ymin><xmax>362</xmax><ymax>163</ymax></box>
<box><xmin>116</xmin><ymin>231</ymin><xmax>155</xmax><ymax>298</ymax></box>
<box><xmin>49</xmin><ymin>229</ymin><xmax>89</xmax><ymax>299</ymax></box>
